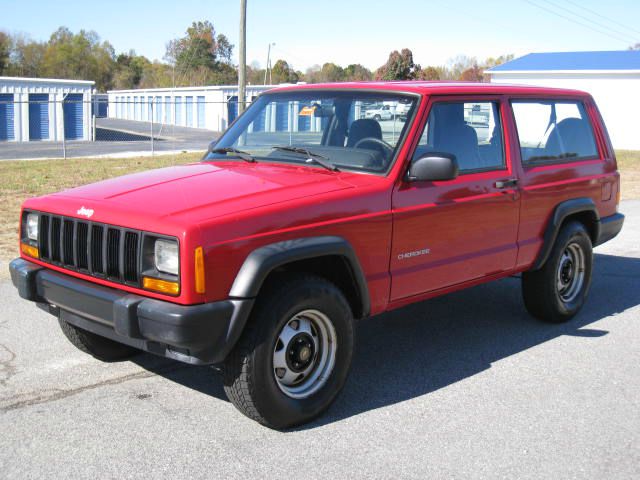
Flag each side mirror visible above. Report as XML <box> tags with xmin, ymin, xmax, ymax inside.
<box><xmin>407</xmin><ymin>153</ymin><xmax>459</xmax><ymax>182</ymax></box>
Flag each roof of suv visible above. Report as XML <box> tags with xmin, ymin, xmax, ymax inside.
<box><xmin>271</xmin><ymin>81</ymin><xmax>588</xmax><ymax>97</ymax></box>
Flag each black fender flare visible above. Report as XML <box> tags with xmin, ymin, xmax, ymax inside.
<box><xmin>229</xmin><ymin>236</ymin><xmax>371</xmax><ymax>317</ymax></box>
<box><xmin>532</xmin><ymin>197</ymin><xmax>600</xmax><ymax>270</ymax></box>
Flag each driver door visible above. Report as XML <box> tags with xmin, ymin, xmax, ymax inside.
<box><xmin>390</xmin><ymin>96</ymin><xmax>521</xmax><ymax>302</ymax></box>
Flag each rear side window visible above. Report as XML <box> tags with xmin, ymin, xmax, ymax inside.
<box><xmin>511</xmin><ymin>100</ymin><xmax>598</xmax><ymax>164</ymax></box>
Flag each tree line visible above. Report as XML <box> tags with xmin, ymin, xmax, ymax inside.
<box><xmin>0</xmin><ymin>22</ymin><xmax>514</xmax><ymax>91</ymax></box>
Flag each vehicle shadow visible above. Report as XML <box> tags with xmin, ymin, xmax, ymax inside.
<box><xmin>132</xmin><ymin>253</ymin><xmax>640</xmax><ymax>428</ymax></box>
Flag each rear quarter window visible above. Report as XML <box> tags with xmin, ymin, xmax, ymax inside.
<box><xmin>511</xmin><ymin>100</ymin><xmax>599</xmax><ymax>165</ymax></box>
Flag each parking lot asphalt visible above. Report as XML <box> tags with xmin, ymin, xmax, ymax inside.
<box><xmin>0</xmin><ymin>202</ymin><xmax>638</xmax><ymax>479</ymax></box>
<box><xmin>0</xmin><ymin>118</ymin><xmax>216</xmax><ymax>160</ymax></box>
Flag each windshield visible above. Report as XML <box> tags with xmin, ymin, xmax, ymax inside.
<box><xmin>204</xmin><ymin>90</ymin><xmax>418</xmax><ymax>174</ymax></box>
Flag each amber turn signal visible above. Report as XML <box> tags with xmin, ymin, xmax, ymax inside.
<box><xmin>20</xmin><ymin>243</ymin><xmax>39</xmax><ymax>259</ymax></box>
<box><xmin>142</xmin><ymin>276</ymin><xmax>180</xmax><ymax>295</ymax></box>
<box><xmin>194</xmin><ymin>246</ymin><xmax>206</xmax><ymax>294</ymax></box>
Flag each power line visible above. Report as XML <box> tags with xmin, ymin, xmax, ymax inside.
<box><xmin>522</xmin><ymin>0</ymin><xmax>634</xmax><ymax>45</ymax></box>
<box><xmin>537</xmin><ymin>0</ymin><xmax>637</xmax><ymax>44</ymax></box>
<box><xmin>563</xmin><ymin>0</ymin><xmax>640</xmax><ymax>37</ymax></box>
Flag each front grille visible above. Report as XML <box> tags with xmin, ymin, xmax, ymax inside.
<box><xmin>38</xmin><ymin>213</ymin><xmax>141</xmax><ymax>286</ymax></box>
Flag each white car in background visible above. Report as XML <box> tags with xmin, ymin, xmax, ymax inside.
<box><xmin>394</xmin><ymin>102</ymin><xmax>411</xmax><ymax>120</ymax></box>
<box><xmin>364</xmin><ymin>104</ymin><xmax>394</xmax><ymax>121</ymax></box>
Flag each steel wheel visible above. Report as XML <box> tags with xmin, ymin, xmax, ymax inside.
<box><xmin>272</xmin><ymin>309</ymin><xmax>337</xmax><ymax>400</ymax></box>
<box><xmin>556</xmin><ymin>242</ymin><xmax>586</xmax><ymax>303</ymax></box>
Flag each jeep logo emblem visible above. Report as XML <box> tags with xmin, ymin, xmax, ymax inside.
<box><xmin>77</xmin><ymin>206</ymin><xmax>94</xmax><ymax>218</ymax></box>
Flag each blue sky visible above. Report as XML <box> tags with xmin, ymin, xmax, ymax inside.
<box><xmin>2</xmin><ymin>0</ymin><xmax>639</xmax><ymax>71</ymax></box>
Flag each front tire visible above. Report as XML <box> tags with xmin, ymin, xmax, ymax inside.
<box><xmin>223</xmin><ymin>274</ymin><xmax>354</xmax><ymax>429</ymax></box>
<box><xmin>522</xmin><ymin>221</ymin><xmax>593</xmax><ymax>323</ymax></box>
<box><xmin>58</xmin><ymin>318</ymin><xmax>139</xmax><ymax>361</ymax></box>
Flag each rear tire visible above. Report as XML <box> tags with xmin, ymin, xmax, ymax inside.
<box><xmin>223</xmin><ymin>273</ymin><xmax>354</xmax><ymax>429</ymax></box>
<box><xmin>522</xmin><ymin>221</ymin><xmax>593</xmax><ymax>323</ymax></box>
<box><xmin>58</xmin><ymin>318</ymin><xmax>139</xmax><ymax>362</ymax></box>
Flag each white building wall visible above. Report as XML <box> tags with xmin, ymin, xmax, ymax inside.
<box><xmin>490</xmin><ymin>72</ymin><xmax>640</xmax><ymax>150</ymax></box>
<box><xmin>0</xmin><ymin>77</ymin><xmax>94</xmax><ymax>142</ymax></box>
<box><xmin>107</xmin><ymin>85</ymin><xmax>274</xmax><ymax>132</ymax></box>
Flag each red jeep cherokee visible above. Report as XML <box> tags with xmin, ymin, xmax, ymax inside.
<box><xmin>10</xmin><ymin>82</ymin><xmax>624</xmax><ymax>428</ymax></box>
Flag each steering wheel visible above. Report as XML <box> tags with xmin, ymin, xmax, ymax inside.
<box><xmin>353</xmin><ymin>137</ymin><xmax>394</xmax><ymax>155</ymax></box>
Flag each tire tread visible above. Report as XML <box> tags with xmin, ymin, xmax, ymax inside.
<box><xmin>223</xmin><ymin>273</ymin><xmax>353</xmax><ymax>428</ymax></box>
<box><xmin>58</xmin><ymin>318</ymin><xmax>138</xmax><ymax>361</ymax></box>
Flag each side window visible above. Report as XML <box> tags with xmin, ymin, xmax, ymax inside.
<box><xmin>414</xmin><ymin>101</ymin><xmax>505</xmax><ymax>173</ymax></box>
<box><xmin>511</xmin><ymin>100</ymin><xmax>598</xmax><ymax>164</ymax></box>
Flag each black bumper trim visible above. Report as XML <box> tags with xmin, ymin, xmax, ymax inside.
<box><xmin>9</xmin><ymin>258</ymin><xmax>253</xmax><ymax>365</ymax></box>
<box><xmin>595</xmin><ymin>213</ymin><xmax>624</xmax><ymax>246</ymax></box>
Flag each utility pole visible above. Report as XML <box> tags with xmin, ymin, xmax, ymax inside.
<box><xmin>264</xmin><ymin>42</ymin><xmax>275</xmax><ymax>85</ymax></box>
<box><xmin>238</xmin><ymin>0</ymin><xmax>247</xmax><ymax>114</ymax></box>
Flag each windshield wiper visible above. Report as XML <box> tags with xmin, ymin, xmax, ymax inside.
<box><xmin>209</xmin><ymin>147</ymin><xmax>257</xmax><ymax>163</ymax></box>
<box><xmin>271</xmin><ymin>146</ymin><xmax>340</xmax><ymax>172</ymax></box>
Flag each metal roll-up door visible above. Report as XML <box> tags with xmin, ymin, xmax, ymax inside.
<box><xmin>63</xmin><ymin>93</ymin><xmax>84</xmax><ymax>140</ymax></box>
<box><xmin>186</xmin><ymin>96</ymin><xmax>193</xmax><ymax>127</ymax></box>
<box><xmin>227</xmin><ymin>96</ymin><xmax>238</xmax><ymax>124</ymax></box>
<box><xmin>252</xmin><ymin>109</ymin><xmax>265</xmax><ymax>132</ymax></box>
<box><xmin>249</xmin><ymin>96</ymin><xmax>264</xmax><ymax>132</ymax></box>
<box><xmin>197</xmin><ymin>96</ymin><xmax>205</xmax><ymax>128</ymax></box>
<box><xmin>298</xmin><ymin>104</ymin><xmax>310</xmax><ymax>132</ymax></box>
<box><xmin>276</xmin><ymin>101</ymin><xmax>290</xmax><ymax>131</ymax></box>
<box><xmin>134</xmin><ymin>96</ymin><xmax>140</xmax><ymax>120</ymax></box>
<box><xmin>97</xmin><ymin>98</ymin><xmax>108</xmax><ymax>118</ymax></box>
<box><xmin>154</xmin><ymin>96</ymin><xmax>162</xmax><ymax>123</ymax></box>
<box><xmin>29</xmin><ymin>94</ymin><xmax>49</xmax><ymax>140</ymax></box>
<box><xmin>165</xmin><ymin>96</ymin><xmax>171</xmax><ymax>124</ymax></box>
<box><xmin>175</xmin><ymin>96</ymin><xmax>183</xmax><ymax>125</ymax></box>
<box><xmin>0</xmin><ymin>94</ymin><xmax>14</xmax><ymax>141</ymax></box>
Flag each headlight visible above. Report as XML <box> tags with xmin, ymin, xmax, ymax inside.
<box><xmin>26</xmin><ymin>213</ymin><xmax>39</xmax><ymax>241</ymax></box>
<box><xmin>154</xmin><ymin>239</ymin><xmax>179</xmax><ymax>275</ymax></box>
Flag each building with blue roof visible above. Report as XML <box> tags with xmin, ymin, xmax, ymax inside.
<box><xmin>488</xmin><ymin>51</ymin><xmax>640</xmax><ymax>149</ymax></box>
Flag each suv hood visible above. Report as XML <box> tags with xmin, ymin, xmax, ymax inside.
<box><xmin>37</xmin><ymin>161</ymin><xmax>357</xmax><ymax>225</ymax></box>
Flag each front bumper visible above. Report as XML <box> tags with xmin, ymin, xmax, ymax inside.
<box><xmin>9</xmin><ymin>258</ymin><xmax>253</xmax><ymax>365</ymax></box>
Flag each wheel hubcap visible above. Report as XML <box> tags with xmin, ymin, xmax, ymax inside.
<box><xmin>273</xmin><ymin>309</ymin><xmax>337</xmax><ymax>399</ymax></box>
<box><xmin>556</xmin><ymin>242</ymin><xmax>586</xmax><ymax>303</ymax></box>
<box><xmin>286</xmin><ymin>333</ymin><xmax>315</xmax><ymax>372</ymax></box>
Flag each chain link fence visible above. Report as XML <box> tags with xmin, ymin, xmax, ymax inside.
<box><xmin>0</xmin><ymin>98</ymin><xmax>244</xmax><ymax>161</ymax></box>
<box><xmin>0</xmin><ymin>96</ymin><xmax>415</xmax><ymax>162</ymax></box>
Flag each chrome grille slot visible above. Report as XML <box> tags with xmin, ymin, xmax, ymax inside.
<box><xmin>50</xmin><ymin>217</ymin><xmax>61</xmax><ymax>262</ymax></box>
<box><xmin>91</xmin><ymin>225</ymin><xmax>104</xmax><ymax>274</ymax></box>
<box><xmin>39</xmin><ymin>215</ymin><xmax>50</xmax><ymax>259</ymax></box>
<box><xmin>62</xmin><ymin>219</ymin><xmax>74</xmax><ymax>266</ymax></box>
<box><xmin>76</xmin><ymin>222</ymin><xmax>89</xmax><ymax>270</ymax></box>
<box><xmin>123</xmin><ymin>232</ymin><xmax>139</xmax><ymax>283</ymax></box>
<box><xmin>31</xmin><ymin>212</ymin><xmax>142</xmax><ymax>287</ymax></box>
<box><xmin>106</xmin><ymin>228</ymin><xmax>121</xmax><ymax>279</ymax></box>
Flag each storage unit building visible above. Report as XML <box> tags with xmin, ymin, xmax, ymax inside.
<box><xmin>487</xmin><ymin>51</ymin><xmax>640</xmax><ymax>150</ymax></box>
<box><xmin>0</xmin><ymin>76</ymin><xmax>95</xmax><ymax>142</ymax></box>
<box><xmin>107</xmin><ymin>85</ymin><xmax>274</xmax><ymax>131</ymax></box>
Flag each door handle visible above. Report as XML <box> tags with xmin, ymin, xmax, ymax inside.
<box><xmin>495</xmin><ymin>179</ymin><xmax>518</xmax><ymax>189</ymax></box>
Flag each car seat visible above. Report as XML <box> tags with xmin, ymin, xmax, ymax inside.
<box><xmin>544</xmin><ymin>117</ymin><xmax>595</xmax><ymax>159</ymax></box>
<box><xmin>431</xmin><ymin>103</ymin><xmax>481</xmax><ymax>170</ymax></box>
